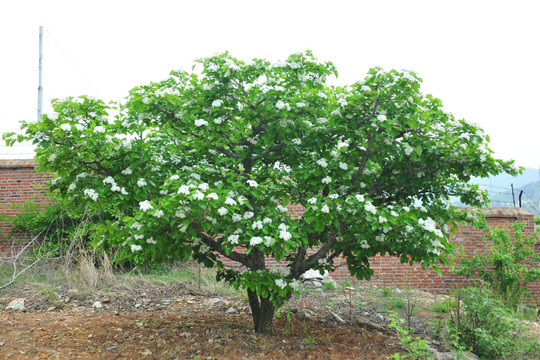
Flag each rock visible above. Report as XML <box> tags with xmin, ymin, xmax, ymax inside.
<box><xmin>311</xmin><ymin>280</ymin><xmax>323</xmax><ymax>288</ymax></box>
<box><xmin>209</xmin><ymin>298</ymin><xmax>223</xmax><ymax>306</ymax></box>
<box><xmin>141</xmin><ymin>292</ymin><xmax>147</xmax><ymax>298</ymax></box>
<box><xmin>329</xmin><ymin>310</ymin><xmax>345</xmax><ymax>324</ymax></box>
<box><xmin>462</xmin><ymin>352</ymin><xmax>480</xmax><ymax>360</ymax></box>
<box><xmin>135</xmin><ymin>303</ymin><xmax>142</xmax><ymax>309</ymax></box>
<box><xmin>102</xmin><ymin>297</ymin><xmax>110</xmax><ymax>303</ymax></box>
<box><xmin>47</xmin><ymin>306</ymin><xmax>56</xmax><ymax>311</ymax></box>
<box><xmin>92</xmin><ymin>301</ymin><xmax>103</xmax><ymax>309</ymax></box>
<box><xmin>226</xmin><ymin>307</ymin><xmax>236</xmax><ymax>314</ymax></box>
<box><xmin>301</xmin><ymin>269</ymin><xmax>329</xmax><ymax>281</ymax></box>
<box><xmin>5</xmin><ymin>298</ymin><xmax>25</xmax><ymax>311</ymax></box>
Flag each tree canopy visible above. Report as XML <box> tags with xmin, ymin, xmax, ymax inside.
<box><xmin>4</xmin><ymin>51</ymin><xmax>518</xmax><ymax>333</ymax></box>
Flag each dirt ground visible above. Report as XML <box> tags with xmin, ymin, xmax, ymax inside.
<box><xmin>0</xmin><ymin>281</ymin><xmax>408</xmax><ymax>360</ymax></box>
<box><xmin>0</xmin><ymin>280</ymin><xmax>538</xmax><ymax>360</ymax></box>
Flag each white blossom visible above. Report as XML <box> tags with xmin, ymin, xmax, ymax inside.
<box><xmin>178</xmin><ymin>185</ymin><xmax>190</xmax><ymax>195</ymax></box>
<box><xmin>47</xmin><ymin>154</ymin><xmax>57</xmax><ymax>162</ymax></box>
<box><xmin>246</xmin><ymin>180</ymin><xmax>258</xmax><ymax>188</ymax></box>
<box><xmin>321</xmin><ymin>204</ymin><xmax>329</xmax><ymax>213</ymax></box>
<box><xmin>194</xmin><ymin>119</ymin><xmax>208</xmax><ymax>127</ymax></box>
<box><xmin>212</xmin><ymin>99</ymin><xmax>223</xmax><ymax>107</ymax></box>
<box><xmin>206</xmin><ymin>192</ymin><xmax>218</xmax><ymax>200</ymax></box>
<box><xmin>291</xmin><ymin>138</ymin><xmax>302</xmax><ymax>145</ymax></box>
<box><xmin>360</xmin><ymin>240</ymin><xmax>370</xmax><ymax>249</ymax></box>
<box><xmin>321</xmin><ymin>176</ymin><xmax>332</xmax><ymax>184</ymax></box>
<box><xmin>170</xmin><ymin>175</ymin><xmax>180</xmax><ymax>181</ymax></box>
<box><xmin>377</xmin><ymin>114</ymin><xmax>387</xmax><ymax>122</ymax></box>
<box><xmin>146</xmin><ymin>237</ymin><xmax>157</xmax><ymax>245</ymax></box>
<box><xmin>83</xmin><ymin>189</ymin><xmax>99</xmax><ymax>201</ymax></box>
<box><xmin>252</xmin><ymin>220</ymin><xmax>263</xmax><ymax>230</ymax></box>
<box><xmin>250</xmin><ymin>237</ymin><xmax>263</xmax><ymax>246</ymax></box>
<box><xmin>199</xmin><ymin>244</ymin><xmax>210</xmax><ymax>254</ymax></box>
<box><xmin>243</xmin><ymin>211</ymin><xmax>254</xmax><ymax>219</ymax></box>
<box><xmin>130</xmin><ymin>244</ymin><xmax>142</xmax><ymax>252</ymax></box>
<box><xmin>139</xmin><ymin>200</ymin><xmax>153</xmax><ymax>212</ymax></box>
<box><xmin>48</xmin><ymin>112</ymin><xmax>59</xmax><ymax>120</ymax></box>
<box><xmin>361</xmin><ymin>85</ymin><xmax>370</xmax><ymax>92</ymax></box>
<box><xmin>93</xmin><ymin>126</ymin><xmax>105</xmax><ymax>133</ymax></box>
<box><xmin>137</xmin><ymin>178</ymin><xmax>147</xmax><ymax>187</ymax></box>
<box><xmin>231</xmin><ymin>213</ymin><xmax>242</xmax><ymax>222</ymax></box>
<box><xmin>339</xmin><ymin>162</ymin><xmax>348</xmax><ymax>170</ymax></box>
<box><xmin>316</xmin><ymin>158</ymin><xmax>328</xmax><ymax>168</ymax></box>
<box><xmin>60</xmin><ymin>123</ymin><xmax>71</xmax><ymax>131</ymax></box>
<box><xmin>153</xmin><ymin>209</ymin><xmax>164</xmax><ymax>218</ymax></box>
<box><xmin>217</xmin><ymin>207</ymin><xmax>228</xmax><ymax>216</ymax></box>
<box><xmin>192</xmin><ymin>190</ymin><xmax>205</xmax><ymax>200</ymax></box>
<box><xmin>74</xmin><ymin>124</ymin><xmax>84</xmax><ymax>131</ymax></box>
<box><xmin>122</xmin><ymin>168</ymin><xmax>133</xmax><ymax>175</ymax></box>
<box><xmin>228</xmin><ymin>234</ymin><xmax>240</xmax><ymax>244</ymax></box>
<box><xmin>355</xmin><ymin>194</ymin><xmax>365</xmax><ymax>202</ymax></box>
<box><xmin>364</xmin><ymin>202</ymin><xmax>376</xmax><ymax>214</ymax></box>
<box><xmin>275</xmin><ymin>279</ymin><xmax>287</xmax><ymax>289</ymax></box>
<box><xmin>263</xmin><ymin>217</ymin><xmax>272</xmax><ymax>224</ymax></box>
<box><xmin>225</xmin><ymin>197</ymin><xmax>237</xmax><ymax>206</ymax></box>
<box><xmin>275</xmin><ymin>100</ymin><xmax>287</xmax><ymax>110</ymax></box>
<box><xmin>307</xmin><ymin>197</ymin><xmax>317</xmax><ymax>204</ymax></box>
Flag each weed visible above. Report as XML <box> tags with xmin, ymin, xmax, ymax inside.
<box><xmin>388</xmin><ymin>313</ymin><xmax>433</xmax><ymax>360</ymax></box>
<box><xmin>431</xmin><ymin>298</ymin><xmax>455</xmax><ymax>314</ymax></box>
<box><xmin>302</xmin><ymin>335</ymin><xmax>318</xmax><ymax>348</ymax></box>
<box><xmin>323</xmin><ymin>280</ymin><xmax>336</xmax><ymax>291</ymax></box>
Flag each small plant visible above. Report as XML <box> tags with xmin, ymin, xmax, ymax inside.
<box><xmin>448</xmin><ymin>286</ymin><xmax>540</xmax><ymax>359</ymax></box>
<box><xmin>454</xmin><ymin>221</ymin><xmax>540</xmax><ymax>309</ymax></box>
<box><xmin>387</xmin><ymin>297</ymin><xmax>406</xmax><ymax>311</ymax></box>
<box><xmin>302</xmin><ymin>335</ymin><xmax>318</xmax><ymax>348</ymax></box>
<box><xmin>381</xmin><ymin>286</ymin><xmax>394</xmax><ymax>297</ymax></box>
<box><xmin>431</xmin><ymin>297</ymin><xmax>455</xmax><ymax>314</ymax></box>
<box><xmin>388</xmin><ymin>313</ymin><xmax>434</xmax><ymax>360</ymax></box>
<box><xmin>323</xmin><ymin>280</ymin><xmax>336</xmax><ymax>291</ymax></box>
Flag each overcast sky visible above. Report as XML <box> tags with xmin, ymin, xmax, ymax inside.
<box><xmin>1</xmin><ymin>0</ymin><xmax>538</xmax><ymax>168</ymax></box>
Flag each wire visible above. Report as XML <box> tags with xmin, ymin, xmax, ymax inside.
<box><xmin>44</xmin><ymin>28</ymin><xmax>99</xmax><ymax>95</ymax></box>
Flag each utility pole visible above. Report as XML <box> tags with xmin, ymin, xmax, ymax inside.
<box><xmin>37</xmin><ymin>26</ymin><xmax>43</xmax><ymax>122</ymax></box>
<box><xmin>511</xmin><ymin>183</ymin><xmax>515</xmax><ymax>207</ymax></box>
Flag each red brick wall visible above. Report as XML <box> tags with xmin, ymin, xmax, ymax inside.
<box><xmin>221</xmin><ymin>206</ymin><xmax>539</xmax><ymax>302</ymax></box>
<box><xmin>1</xmin><ymin>161</ymin><xmax>538</xmax><ymax>301</ymax></box>
<box><xmin>0</xmin><ymin>160</ymin><xmax>51</xmax><ymax>251</ymax></box>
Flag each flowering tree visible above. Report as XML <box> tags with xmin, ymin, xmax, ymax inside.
<box><xmin>4</xmin><ymin>51</ymin><xmax>518</xmax><ymax>333</ymax></box>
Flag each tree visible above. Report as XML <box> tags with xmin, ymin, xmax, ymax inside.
<box><xmin>4</xmin><ymin>51</ymin><xmax>518</xmax><ymax>333</ymax></box>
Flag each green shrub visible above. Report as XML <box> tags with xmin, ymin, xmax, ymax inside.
<box><xmin>454</xmin><ymin>221</ymin><xmax>540</xmax><ymax>309</ymax></box>
<box><xmin>7</xmin><ymin>199</ymin><xmax>105</xmax><ymax>257</ymax></box>
<box><xmin>448</xmin><ymin>286</ymin><xmax>539</xmax><ymax>359</ymax></box>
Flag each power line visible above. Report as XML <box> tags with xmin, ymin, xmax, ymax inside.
<box><xmin>44</xmin><ymin>28</ymin><xmax>99</xmax><ymax>95</ymax></box>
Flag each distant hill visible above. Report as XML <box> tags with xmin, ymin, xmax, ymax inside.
<box><xmin>455</xmin><ymin>167</ymin><xmax>540</xmax><ymax>216</ymax></box>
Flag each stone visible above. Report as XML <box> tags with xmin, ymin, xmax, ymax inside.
<box><xmin>135</xmin><ymin>303</ymin><xmax>142</xmax><ymax>309</ymax></box>
<box><xmin>92</xmin><ymin>301</ymin><xmax>103</xmax><ymax>309</ymax></box>
<box><xmin>226</xmin><ymin>307</ymin><xmax>236</xmax><ymax>314</ymax></box>
<box><xmin>47</xmin><ymin>306</ymin><xmax>56</xmax><ymax>311</ymax></box>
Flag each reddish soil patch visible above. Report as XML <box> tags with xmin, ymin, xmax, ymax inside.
<box><xmin>0</xmin><ymin>303</ymin><xmax>402</xmax><ymax>360</ymax></box>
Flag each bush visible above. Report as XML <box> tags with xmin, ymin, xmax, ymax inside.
<box><xmin>448</xmin><ymin>286</ymin><xmax>539</xmax><ymax>359</ymax></box>
<box><xmin>454</xmin><ymin>221</ymin><xmax>540</xmax><ymax>309</ymax></box>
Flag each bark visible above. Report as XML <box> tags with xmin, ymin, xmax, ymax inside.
<box><xmin>247</xmin><ymin>289</ymin><xmax>276</xmax><ymax>334</ymax></box>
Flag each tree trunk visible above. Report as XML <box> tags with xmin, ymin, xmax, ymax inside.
<box><xmin>247</xmin><ymin>289</ymin><xmax>276</xmax><ymax>334</ymax></box>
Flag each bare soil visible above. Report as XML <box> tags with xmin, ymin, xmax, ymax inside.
<box><xmin>0</xmin><ymin>279</ymin><xmax>538</xmax><ymax>360</ymax></box>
